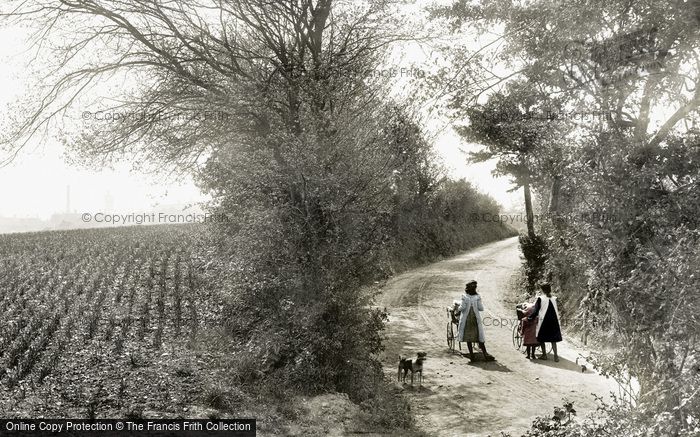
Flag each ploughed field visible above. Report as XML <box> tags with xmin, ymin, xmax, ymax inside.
<box><xmin>0</xmin><ymin>225</ymin><xmax>225</xmax><ymax>418</ymax></box>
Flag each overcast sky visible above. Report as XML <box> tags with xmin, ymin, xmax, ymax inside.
<box><xmin>0</xmin><ymin>11</ymin><xmax>523</xmax><ymax>220</ymax></box>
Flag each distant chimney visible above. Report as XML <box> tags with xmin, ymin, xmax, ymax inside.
<box><xmin>66</xmin><ymin>185</ymin><xmax>71</xmax><ymax>214</ymax></box>
<box><xmin>105</xmin><ymin>191</ymin><xmax>114</xmax><ymax>212</ymax></box>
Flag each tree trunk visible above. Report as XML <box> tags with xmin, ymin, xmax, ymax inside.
<box><xmin>524</xmin><ymin>182</ymin><xmax>536</xmax><ymax>239</ymax></box>
<box><xmin>548</xmin><ymin>175</ymin><xmax>561</xmax><ymax>214</ymax></box>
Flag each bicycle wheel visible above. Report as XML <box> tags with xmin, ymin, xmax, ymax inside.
<box><xmin>447</xmin><ymin>322</ymin><xmax>455</xmax><ymax>351</ymax></box>
<box><xmin>512</xmin><ymin>322</ymin><xmax>523</xmax><ymax>350</ymax></box>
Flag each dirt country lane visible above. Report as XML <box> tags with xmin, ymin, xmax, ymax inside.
<box><xmin>378</xmin><ymin>237</ymin><xmax>617</xmax><ymax>437</ymax></box>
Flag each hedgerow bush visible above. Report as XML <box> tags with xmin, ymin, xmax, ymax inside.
<box><xmin>202</xmin><ymin>103</ymin><xmax>513</xmax><ymax>432</ymax></box>
<box><xmin>518</xmin><ymin>233</ymin><xmax>548</xmax><ymax>294</ymax></box>
<box><xmin>534</xmin><ymin>134</ymin><xmax>700</xmax><ymax>433</ymax></box>
<box><xmin>513</xmin><ymin>397</ymin><xmax>700</xmax><ymax>437</ymax></box>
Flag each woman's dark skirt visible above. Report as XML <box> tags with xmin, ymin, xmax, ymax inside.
<box><xmin>536</xmin><ymin>304</ymin><xmax>562</xmax><ymax>343</ymax></box>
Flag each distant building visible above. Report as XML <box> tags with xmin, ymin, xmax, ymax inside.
<box><xmin>105</xmin><ymin>191</ymin><xmax>114</xmax><ymax>212</ymax></box>
<box><xmin>49</xmin><ymin>212</ymin><xmax>88</xmax><ymax>230</ymax></box>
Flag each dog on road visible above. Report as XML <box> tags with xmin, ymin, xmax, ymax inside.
<box><xmin>398</xmin><ymin>352</ymin><xmax>427</xmax><ymax>386</ymax></box>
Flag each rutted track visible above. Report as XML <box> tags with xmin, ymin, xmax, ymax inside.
<box><xmin>378</xmin><ymin>237</ymin><xmax>616</xmax><ymax>437</ymax></box>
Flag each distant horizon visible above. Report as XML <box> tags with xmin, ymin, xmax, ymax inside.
<box><xmin>0</xmin><ymin>200</ymin><xmax>209</xmax><ymax>234</ymax></box>
<box><xmin>0</xmin><ymin>126</ymin><xmax>523</xmax><ymax>219</ymax></box>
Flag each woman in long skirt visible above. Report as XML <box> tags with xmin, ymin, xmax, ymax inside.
<box><xmin>528</xmin><ymin>283</ymin><xmax>562</xmax><ymax>361</ymax></box>
<box><xmin>457</xmin><ymin>280</ymin><xmax>494</xmax><ymax>361</ymax></box>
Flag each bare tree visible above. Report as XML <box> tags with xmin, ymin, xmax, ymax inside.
<box><xmin>0</xmin><ymin>0</ymin><xmax>405</xmax><ymax>170</ymax></box>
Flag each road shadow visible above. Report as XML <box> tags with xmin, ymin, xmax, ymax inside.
<box><xmin>530</xmin><ymin>356</ymin><xmax>587</xmax><ymax>372</ymax></box>
<box><xmin>467</xmin><ymin>361</ymin><xmax>512</xmax><ymax>373</ymax></box>
<box><xmin>459</xmin><ymin>353</ymin><xmax>512</xmax><ymax>372</ymax></box>
<box><xmin>400</xmin><ymin>384</ymin><xmax>436</xmax><ymax>396</ymax></box>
